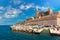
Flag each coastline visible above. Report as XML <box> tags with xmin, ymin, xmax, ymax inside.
<box><xmin>11</xmin><ymin>25</ymin><xmax>49</xmax><ymax>34</ymax></box>
<box><xmin>11</xmin><ymin>25</ymin><xmax>60</xmax><ymax>36</ymax></box>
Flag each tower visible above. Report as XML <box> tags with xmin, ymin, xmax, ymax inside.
<box><xmin>36</xmin><ymin>8</ymin><xmax>39</xmax><ymax>17</ymax></box>
<box><xmin>48</xmin><ymin>8</ymin><xmax>53</xmax><ymax>15</ymax></box>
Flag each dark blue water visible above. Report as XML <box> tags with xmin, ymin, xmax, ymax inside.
<box><xmin>0</xmin><ymin>25</ymin><xmax>60</xmax><ymax>40</ymax></box>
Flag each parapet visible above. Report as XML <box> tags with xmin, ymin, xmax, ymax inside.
<box><xmin>57</xmin><ymin>11</ymin><xmax>60</xmax><ymax>15</ymax></box>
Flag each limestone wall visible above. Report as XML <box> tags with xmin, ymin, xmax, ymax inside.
<box><xmin>24</xmin><ymin>18</ymin><xmax>57</xmax><ymax>26</ymax></box>
<box><xmin>22</xmin><ymin>12</ymin><xmax>60</xmax><ymax>26</ymax></box>
<box><xmin>57</xmin><ymin>18</ymin><xmax>60</xmax><ymax>26</ymax></box>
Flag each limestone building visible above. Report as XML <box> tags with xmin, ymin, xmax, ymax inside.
<box><xmin>20</xmin><ymin>8</ymin><xmax>60</xmax><ymax>26</ymax></box>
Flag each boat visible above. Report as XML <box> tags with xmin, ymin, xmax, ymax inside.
<box><xmin>49</xmin><ymin>28</ymin><xmax>60</xmax><ymax>36</ymax></box>
<box><xmin>33</xmin><ymin>28</ymin><xmax>43</xmax><ymax>34</ymax></box>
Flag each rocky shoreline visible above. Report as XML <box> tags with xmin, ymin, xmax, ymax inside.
<box><xmin>10</xmin><ymin>25</ymin><xmax>60</xmax><ymax>36</ymax></box>
<box><xmin>11</xmin><ymin>25</ymin><xmax>50</xmax><ymax>34</ymax></box>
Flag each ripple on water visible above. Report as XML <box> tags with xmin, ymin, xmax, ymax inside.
<box><xmin>0</xmin><ymin>25</ymin><xmax>60</xmax><ymax>40</ymax></box>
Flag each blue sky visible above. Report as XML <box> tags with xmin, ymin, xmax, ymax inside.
<box><xmin>0</xmin><ymin>0</ymin><xmax>60</xmax><ymax>25</ymax></box>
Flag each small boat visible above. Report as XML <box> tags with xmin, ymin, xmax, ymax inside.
<box><xmin>49</xmin><ymin>28</ymin><xmax>60</xmax><ymax>36</ymax></box>
<box><xmin>33</xmin><ymin>28</ymin><xmax>43</xmax><ymax>34</ymax></box>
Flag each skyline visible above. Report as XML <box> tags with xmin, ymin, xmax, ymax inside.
<box><xmin>0</xmin><ymin>0</ymin><xmax>60</xmax><ymax>25</ymax></box>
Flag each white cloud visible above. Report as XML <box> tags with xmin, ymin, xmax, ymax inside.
<box><xmin>0</xmin><ymin>3</ymin><xmax>54</xmax><ymax>19</ymax></box>
<box><xmin>39</xmin><ymin>7</ymin><xmax>49</xmax><ymax>11</ymax></box>
<box><xmin>0</xmin><ymin>6</ymin><xmax>5</xmax><ymax>10</ymax></box>
<box><xmin>25</xmin><ymin>4</ymin><xmax>34</xmax><ymax>10</ymax></box>
<box><xmin>4</xmin><ymin>7</ymin><xmax>22</xmax><ymax>18</ymax></box>
<box><xmin>0</xmin><ymin>6</ymin><xmax>5</xmax><ymax>13</ymax></box>
<box><xmin>19</xmin><ymin>3</ymin><xmax>49</xmax><ymax>11</ymax></box>
<box><xmin>4</xmin><ymin>13</ymin><xmax>17</xmax><ymax>18</ymax></box>
<box><xmin>12</xmin><ymin>8</ymin><xmax>22</xmax><ymax>14</ymax></box>
<box><xmin>19</xmin><ymin>3</ymin><xmax>34</xmax><ymax>10</ymax></box>
<box><xmin>0</xmin><ymin>16</ymin><xmax>2</xmax><ymax>19</ymax></box>
<box><xmin>10</xmin><ymin>0</ymin><xmax>21</xmax><ymax>5</ymax></box>
<box><xmin>0</xmin><ymin>5</ymin><xmax>23</xmax><ymax>19</ymax></box>
<box><xmin>20</xmin><ymin>5</ymin><xmax>25</xmax><ymax>10</ymax></box>
<box><xmin>34</xmin><ymin>5</ymin><xmax>49</xmax><ymax>11</ymax></box>
<box><xmin>13</xmin><ymin>0</ymin><xmax>21</xmax><ymax>4</ymax></box>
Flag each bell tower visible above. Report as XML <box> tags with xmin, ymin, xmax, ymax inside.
<box><xmin>36</xmin><ymin>8</ymin><xmax>39</xmax><ymax>17</ymax></box>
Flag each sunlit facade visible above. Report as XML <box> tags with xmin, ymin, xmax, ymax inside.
<box><xmin>21</xmin><ymin>8</ymin><xmax>60</xmax><ymax>26</ymax></box>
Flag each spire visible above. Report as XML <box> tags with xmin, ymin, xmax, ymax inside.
<box><xmin>36</xmin><ymin>8</ymin><xmax>39</xmax><ymax>17</ymax></box>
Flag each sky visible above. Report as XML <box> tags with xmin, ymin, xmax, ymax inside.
<box><xmin>0</xmin><ymin>0</ymin><xmax>60</xmax><ymax>25</ymax></box>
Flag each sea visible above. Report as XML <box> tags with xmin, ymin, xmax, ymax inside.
<box><xmin>0</xmin><ymin>25</ymin><xmax>60</xmax><ymax>40</ymax></box>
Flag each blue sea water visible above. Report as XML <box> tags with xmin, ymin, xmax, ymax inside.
<box><xmin>0</xmin><ymin>25</ymin><xmax>60</xmax><ymax>40</ymax></box>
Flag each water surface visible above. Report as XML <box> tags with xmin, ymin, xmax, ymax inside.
<box><xmin>0</xmin><ymin>25</ymin><xmax>60</xmax><ymax>40</ymax></box>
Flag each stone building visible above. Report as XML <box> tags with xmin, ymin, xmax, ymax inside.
<box><xmin>20</xmin><ymin>8</ymin><xmax>60</xmax><ymax>26</ymax></box>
